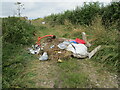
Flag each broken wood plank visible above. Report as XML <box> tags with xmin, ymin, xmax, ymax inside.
<box><xmin>88</xmin><ymin>45</ymin><xmax>101</xmax><ymax>59</ymax></box>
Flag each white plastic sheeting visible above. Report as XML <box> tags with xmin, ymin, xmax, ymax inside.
<box><xmin>57</xmin><ymin>41</ymin><xmax>89</xmax><ymax>58</ymax></box>
<box><xmin>66</xmin><ymin>43</ymin><xmax>89</xmax><ymax>56</ymax></box>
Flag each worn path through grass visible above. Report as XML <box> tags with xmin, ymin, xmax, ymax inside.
<box><xmin>18</xmin><ymin>57</ymin><xmax>118</xmax><ymax>88</ymax></box>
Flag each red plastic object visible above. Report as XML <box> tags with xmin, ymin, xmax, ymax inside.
<box><xmin>36</xmin><ymin>35</ymin><xmax>54</xmax><ymax>45</ymax></box>
<box><xmin>75</xmin><ymin>38</ymin><xmax>86</xmax><ymax>44</ymax></box>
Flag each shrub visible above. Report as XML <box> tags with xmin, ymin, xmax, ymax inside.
<box><xmin>45</xmin><ymin>2</ymin><xmax>101</xmax><ymax>26</ymax></box>
<box><xmin>101</xmin><ymin>2</ymin><xmax>120</xmax><ymax>28</ymax></box>
<box><xmin>2</xmin><ymin>17</ymin><xmax>35</xmax><ymax>45</ymax></box>
<box><xmin>71</xmin><ymin>2</ymin><xmax>100</xmax><ymax>25</ymax></box>
<box><xmin>45</xmin><ymin>2</ymin><xmax>119</xmax><ymax>28</ymax></box>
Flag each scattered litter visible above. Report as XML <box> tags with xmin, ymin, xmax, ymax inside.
<box><xmin>57</xmin><ymin>41</ymin><xmax>70</xmax><ymax>49</ymax></box>
<box><xmin>41</xmin><ymin>21</ymin><xmax>45</xmax><ymax>24</ymax></box>
<box><xmin>75</xmin><ymin>38</ymin><xmax>86</xmax><ymax>44</ymax></box>
<box><xmin>62</xmin><ymin>41</ymin><xmax>70</xmax><ymax>45</ymax></box>
<box><xmin>28</xmin><ymin>45</ymin><xmax>41</xmax><ymax>54</ymax></box>
<box><xmin>39</xmin><ymin>52</ymin><xmax>48</xmax><ymax>61</ymax></box>
<box><xmin>58</xmin><ymin>51</ymin><xmax>62</xmax><ymax>53</ymax></box>
<box><xmin>57</xmin><ymin>43</ymin><xmax>67</xmax><ymax>49</ymax></box>
<box><xmin>31</xmin><ymin>44</ymin><xmax>36</xmax><ymax>48</ymax></box>
<box><xmin>50</xmin><ymin>45</ymin><xmax>55</xmax><ymax>49</ymax></box>
<box><xmin>28</xmin><ymin>32</ymin><xmax>101</xmax><ymax>62</ymax></box>
<box><xmin>34</xmin><ymin>48</ymin><xmax>40</xmax><ymax>54</ymax></box>
<box><xmin>57</xmin><ymin>59</ymin><xmax>63</xmax><ymax>63</ymax></box>
<box><xmin>28</xmin><ymin>48</ymin><xmax>36</xmax><ymax>54</ymax></box>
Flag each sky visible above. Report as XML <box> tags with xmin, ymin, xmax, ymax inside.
<box><xmin>1</xmin><ymin>0</ymin><xmax>112</xmax><ymax>20</ymax></box>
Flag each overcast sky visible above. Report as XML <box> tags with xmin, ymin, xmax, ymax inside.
<box><xmin>1</xmin><ymin>0</ymin><xmax>112</xmax><ymax>20</ymax></box>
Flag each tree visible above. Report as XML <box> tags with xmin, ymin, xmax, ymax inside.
<box><xmin>15</xmin><ymin>2</ymin><xmax>25</xmax><ymax>17</ymax></box>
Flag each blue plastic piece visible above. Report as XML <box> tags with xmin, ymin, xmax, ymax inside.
<box><xmin>70</xmin><ymin>41</ymin><xmax>78</xmax><ymax>44</ymax></box>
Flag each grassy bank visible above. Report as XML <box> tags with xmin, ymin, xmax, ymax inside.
<box><xmin>2</xmin><ymin>17</ymin><xmax>36</xmax><ymax>87</ymax></box>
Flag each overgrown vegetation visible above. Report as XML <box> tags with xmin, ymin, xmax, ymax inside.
<box><xmin>88</xmin><ymin>16</ymin><xmax>119</xmax><ymax>71</ymax></box>
<box><xmin>2</xmin><ymin>17</ymin><xmax>35</xmax><ymax>44</ymax></box>
<box><xmin>2</xmin><ymin>17</ymin><xmax>36</xmax><ymax>87</ymax></box>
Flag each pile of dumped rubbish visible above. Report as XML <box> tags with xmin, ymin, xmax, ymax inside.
<box><xmin>28</xmin><ymin>32</ymin><xmax>101</xmax><ymax>62</ymax></box>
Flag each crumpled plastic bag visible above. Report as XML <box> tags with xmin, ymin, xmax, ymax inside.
<box><xmin>39</xmin><ymin>52</ymin><xmax>48</xmax><ymax>61</ymax></box>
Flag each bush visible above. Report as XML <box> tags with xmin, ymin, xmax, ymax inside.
<box><xmin>2</xmin><ymin>17</ymin><xmax>35</xmax><ymax>45</ymax></box>
<box><xmin>71</xmin><ymin>2</ymin><xmax>100</xmax><ymax>25</ymax></box>
<box><xmin>101</xmin><ymin>2</ymin><xmax>120</xmax><ymax>28</ymax></box>
<box><xmin>45</xmin><ymin>2</ymin><xmax>119</xmax><ymax>28</ymax></box>
<box><xmin>45</xmin><ymin>2</ymin><xmax>100</xmax><ymax>26</ymax></box>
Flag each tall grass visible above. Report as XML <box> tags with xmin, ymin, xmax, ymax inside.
<box><xmin>85</xmin><ymin>16</ymin><xmax>119</xmax><ymax>71</ymax></box>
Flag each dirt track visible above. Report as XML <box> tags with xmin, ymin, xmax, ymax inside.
<box><xmin>20</xmin><ymin>57</ymin><xmax>118</xmax><ymax>88</ymax></box>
